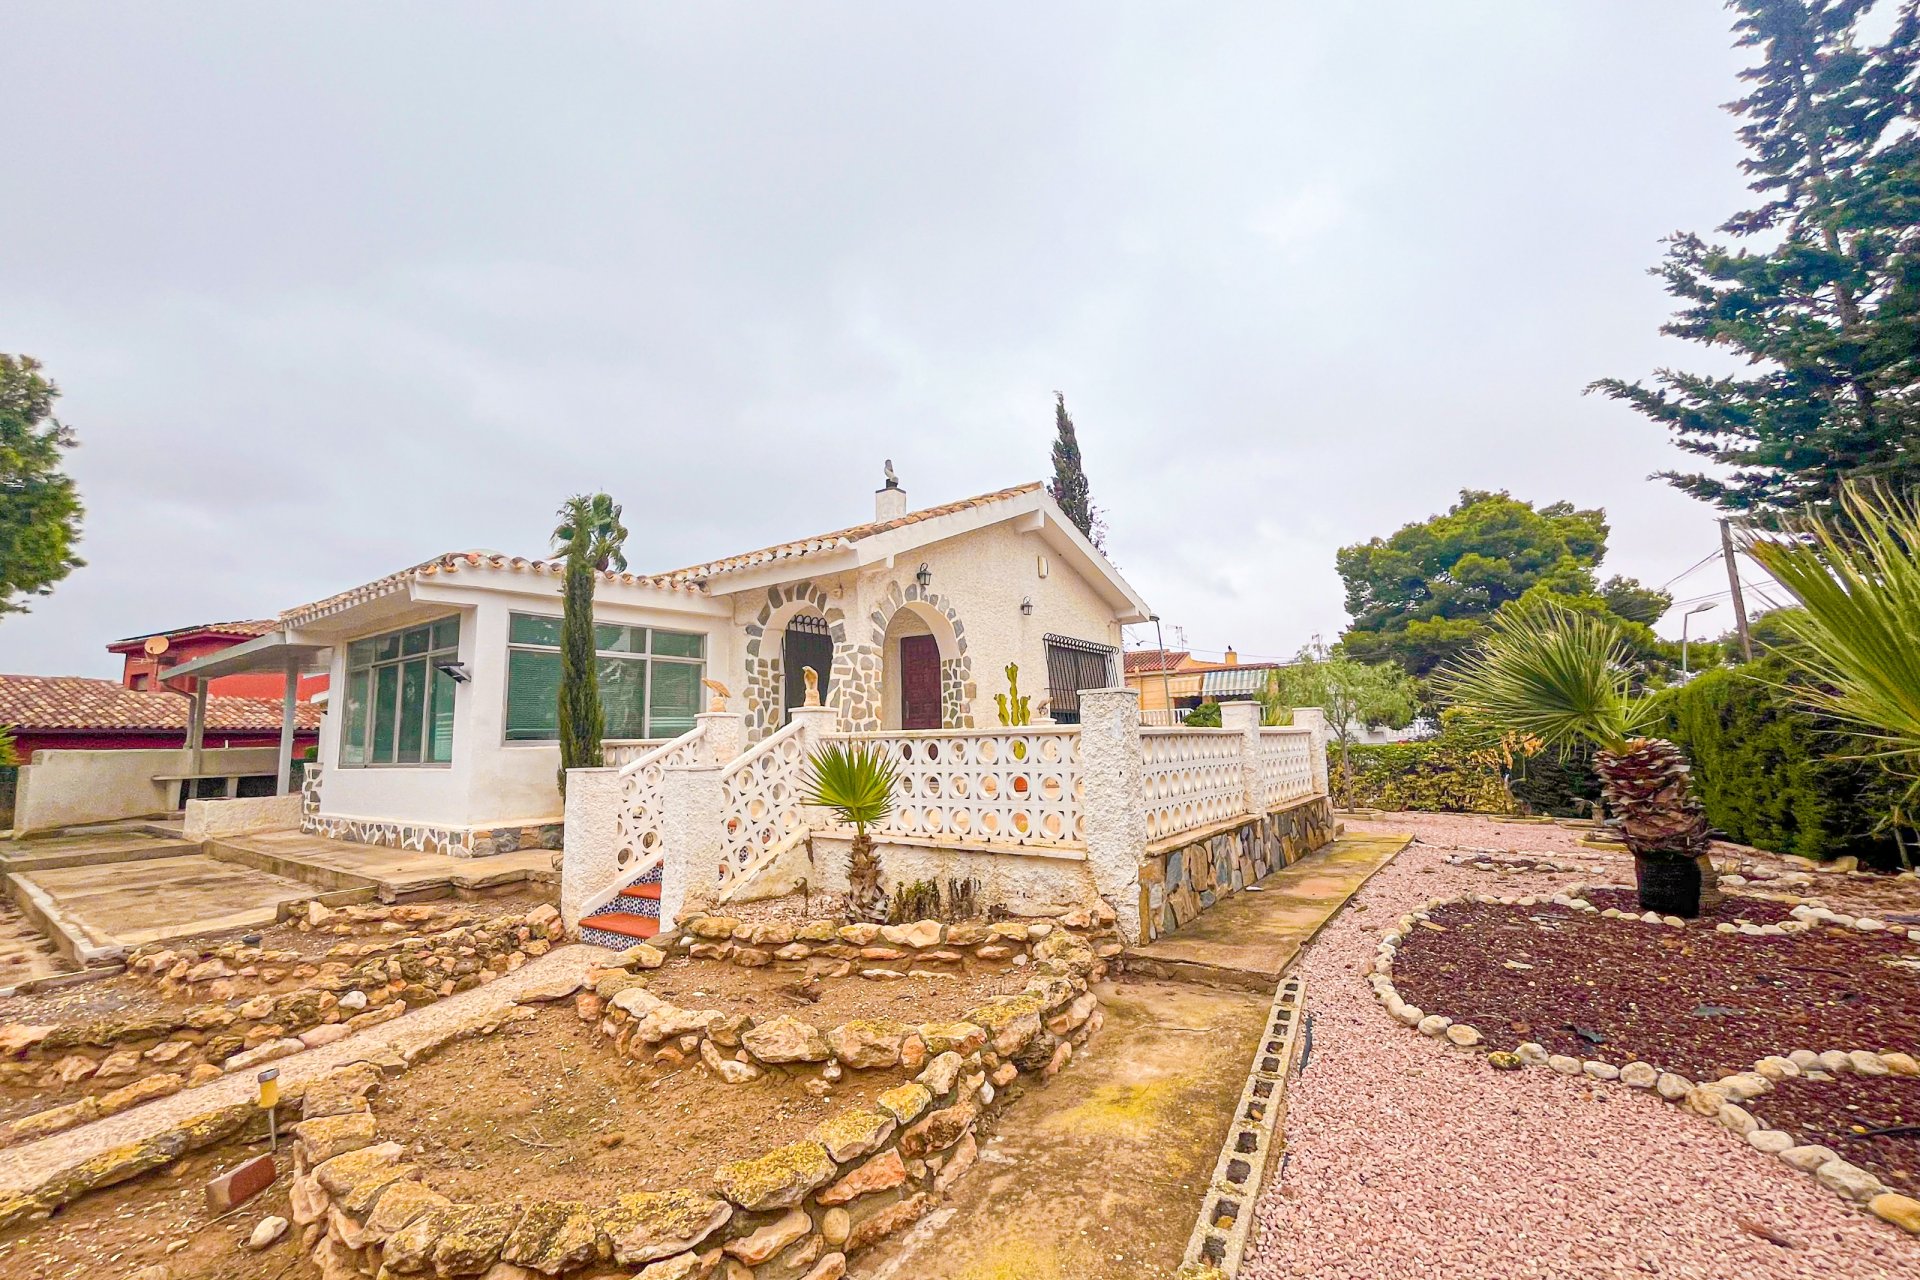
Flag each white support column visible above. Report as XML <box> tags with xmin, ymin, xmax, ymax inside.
<box><xmin>697</xmin><ymin>710</ymin><xmax>745</xmax><ymax>768</ymax></box>
<box><xmin>1293</xmin><ymin>707</ymin><xmax>1331</xmax><ymax>798</ymax></box>
<box><xmin>786</xmin><ymin>703</ymin><xmax>840</xmax><ymax>830</ymax></box>
<box><xmin>1221</xmin><ymin>700</ymin><xmax>1263</xmax><ymax>817</ymax></box>
<box><xmin>1079</xmin><ymin>686</ymin><xmax>1149</xmax><ymax>943</ymax></box>
<box><xmin>187</xmin><ymin>679</ymin><xmax>208</xmax><ymax>781</ymax></box>
<box><xmin>275</xmin><ymin>662</ymin><xmax>298</xmax><ymax>796</ymax></box>
<box><xmin>660</xmin><ymin>760</ymin><xmax>727</xmax><ymax>927</ymax></box>
<box><xmin>560</xmin><ymin>766</ymin><xmax>622</xmax><ymax>930</ymax></box>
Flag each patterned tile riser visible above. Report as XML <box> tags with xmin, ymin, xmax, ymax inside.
<box><xmin>1138</xmin><ymin>797</ymin><xmax>1336</xmax><ymax>941</ymax></box>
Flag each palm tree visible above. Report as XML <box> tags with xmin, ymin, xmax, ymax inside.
<box><xmin>1742</xmin><ymin>486</ymin><xmax>1920</xmax><ymax>869</ymax></box>
<box><xmin>802</xmin><ymin>742</ymin><xmax>899</xmax><ymax>922</ymax></box>
<box><xmin>551</xmin><ymin>494</ymin><xmax>630</xmax><ymax>792</ymax></box>
<box><xmin>1436</xmin><ymin>601</ymin><xmax>1718</xmax><ymax>915</ymax></box>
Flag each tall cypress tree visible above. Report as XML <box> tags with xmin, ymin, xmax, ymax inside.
<box><xmin>1592</xmin><ymin>0</ymin><xmax>1920</xmax><ymax>527</ymax></box>
<box><xmin>551</xmin><ymin>493</ymin><xmax>628</xmax><ymax>793</ymax></box>
<box><xmin>1048</xmin><ymin>392</ymin><xmax>1104</xmax><ymax>548</ymax></box>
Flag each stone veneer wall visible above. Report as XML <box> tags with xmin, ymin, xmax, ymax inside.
<box><xmin>1137</xmin><ymin>795</ymin><xmax>1336</xmax><ymax>942</ymax></box>
<box><xmin>740</xmin><ymin>577</ymin><xmax>975</xmax><ymax>741</ymax></box>
<box><xmin>300</xmin><ymin>764</ymin><xmax>562</xmax><ymax>859</ymax></box>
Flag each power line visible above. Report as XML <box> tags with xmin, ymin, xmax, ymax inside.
<box><xmin>1659</xmin><ymin>550</ymin><xmax>1724</xmax><ymax>591</ymax></box>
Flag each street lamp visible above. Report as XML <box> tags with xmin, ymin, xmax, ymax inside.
<box><xmin>1681</xmin><ymin>601</ymin><xmax>1717</xmax><ymax>675</ymax></box>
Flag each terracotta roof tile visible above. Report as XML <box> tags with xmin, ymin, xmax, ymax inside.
<box><xmin>1124</xmin><ymin>649</ymin><xmax>1190</xmax><ymax>675</ymax></box>
<box><xmin>280</xmin><ymin>550</ymin><xmax>699</xmax><ymax>628</ymax></box>
<box><xmin>0</xmin><ymin>675</ymin><xmax>324</xmax><ymax>733</ymax></box>
<box><xmin>656</xmin><ymin>481</ymin><xmax>1046</xmax><ymax>585</ymax></box>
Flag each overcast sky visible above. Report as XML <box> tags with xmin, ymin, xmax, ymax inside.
<box><xmin>2</xmin><ymin>2</ymin><xmax>1779</xmax><ymax>676</ymax></box>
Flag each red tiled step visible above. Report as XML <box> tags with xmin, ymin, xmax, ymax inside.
<box><xmin>614</xmin><ymin>881</ymin><xmax>662</xmax><ymax>900</ymax></box>
<box><xmin>588</xmin><ymin>912</ymin><xmax>659</xmax><ymax>940</ymax></box>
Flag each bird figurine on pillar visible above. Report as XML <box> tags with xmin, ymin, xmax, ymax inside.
<box><xmin>883</xmin><ymin>459</ymin><xmax>899</xmax><ymax>489</ymax></box>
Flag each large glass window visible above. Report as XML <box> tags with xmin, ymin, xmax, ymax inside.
<box><xmin>505</xmin><ymin>614</ymin><xmax>705</xmax><ymax>742</ymax></box>
<box><xmin>341</xmin><ymin>616</ymin><xmax>461</xmax><ymax>766</ymax></box>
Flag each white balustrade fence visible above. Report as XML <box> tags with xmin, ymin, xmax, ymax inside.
<box><xmin>604</xmin><ymin>739</ymin><xmax>669</xmax><ymax>769</ymax></box>
<box><xmin>613</xmin><ymin>726</ymin><xmax>705</xmax><ymax>875</ymax></box>
<box><xmin>842</xmin><ymin>728</ymin><xmax>1085</xmax><ymax>846</ymax></box>
<box><xmin>1141</xmin><ymin>727</ymin><xmax>1249</xmax><ymax>842</ymax></box>
<box><xmin>718</xmin><ymin>721</ymin><xmax>809</xmax><ymax>885</ymax></box>
<box><xmin>1258</xmin><ymin>727</ymin><xmax>1317</xmax><ymax>809</ymax></box>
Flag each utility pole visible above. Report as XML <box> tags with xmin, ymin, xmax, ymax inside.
<box><xmin>1720</xmin><ymin>518</ymin><xmax>1753</xmax><ymax>663</ymax></box>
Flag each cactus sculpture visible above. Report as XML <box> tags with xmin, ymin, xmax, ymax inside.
<box><xmin>995</xmin><ymin>663</ymin><xmax>1032</xmax><ymax>727</ymax></box>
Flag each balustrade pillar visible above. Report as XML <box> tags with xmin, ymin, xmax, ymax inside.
<box><xmin>786</xmin><ymin>703</ymin><xmax>840</xmax><ymax>830</ymax></box>
<box><xmin>1079</xmin><ymin>686</ymin><xmax>1148</xmax><ymax>943</ymax></box>
<box><xmin>1292</xmin><ymin>706</ymin><xmax>1331</xmax><ymax>797</ymax></box>
<box><xmin>698</xmin><ymin>710</ymin><xmax>745</xmax><ymax>767</ymax></box>
<box><xmin>1221</xmin><ymin>701</ymin><xmax>1264</xmax><ymax>817</ymax></box>
<box><xmin>661</xmin><ymin>759</ymin><xmax>727</xmax><ymax>927</ymax></box>
<box><xmin>560</xmin><ymin>766</ymin><xmax>623</xmax><ymax>931</ymax></box>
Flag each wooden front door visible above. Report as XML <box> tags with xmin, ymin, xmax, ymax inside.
<box><xmin>899</xmin><ymin>635</ymin><xmax>942</xmax><ymax>730</ymax></box>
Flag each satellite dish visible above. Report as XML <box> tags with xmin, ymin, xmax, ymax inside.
<box><xmin>144</xmin><ymin>635</ymin><xmax>170</xmax><ymax>657</ymax></box>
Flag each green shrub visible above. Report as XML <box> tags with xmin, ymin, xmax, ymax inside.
<box><xmin>1651</xmin><ymin>663</ymin><xmax>1902</xmax><ymax>866</ymax></box>
<box><xmin>1182</xmin><ymin>700</ymin><xmax>1222</xmax><ymax>727</ymax></box>
<box><xmin>1508</xmin><ymin>744</ymin><xmax>1602</xmax><ymax>818</ymax></box>
<box><xmin>1331</xmin><ymin>732</ymin><xmax>1510</xmax><ymax>813</ymax></box>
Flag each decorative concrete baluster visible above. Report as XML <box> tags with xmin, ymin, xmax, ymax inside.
<box><xmin>1221</xmin><ymin>701</ymin><xmax>1264</xmax><ymax>818</ymax></box>
<box><xmin>1081</xmin><ymin>686</ymin><xmax>1149</xmax><ymax>943</ymax></box>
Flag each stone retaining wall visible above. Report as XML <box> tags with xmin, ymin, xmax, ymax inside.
<box><xmin>0</xmin><ymin>902</ymin><xmax>564</xmax><ymax>1149</ymax></box>
<box><xmin>1138</xmin><ymin>795</ymin><xmax>1335</xmax><ymax>942</ymax></box>
<box><xmin>292</xmin><ymin>913</ymin><xmax>1108</xmax><ymax>1280</ymax></box>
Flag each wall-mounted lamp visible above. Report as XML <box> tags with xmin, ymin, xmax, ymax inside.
<box><xmin>915</xmin><ymin>563</ymin><xmax>932</xmax><ymax>589</ymax></box>
<box><xmin>434</xmin><ymin>660</ymin><xmax>472</xmax><ymax>684</ymax></box>
<box><xmin>1019</xmin><ymin>596</ymin><xmax>1034</xmax><ymax>616</ymax></box>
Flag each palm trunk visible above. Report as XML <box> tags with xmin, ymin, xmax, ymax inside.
<box><xmin>1594</xmin><ymin>737</ymin><xmax>1718</xmax><ymax>916</ymax></box>
<box><xmin>848</xmin><ymin>825</ymin><xmax>887</xmax><ymax>923</ymax></box>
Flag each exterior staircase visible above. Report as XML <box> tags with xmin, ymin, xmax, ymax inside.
<box><xmin>577</xmin><ymin>864</ymin><xmax>662</xmax><ymax>948</ymax></box>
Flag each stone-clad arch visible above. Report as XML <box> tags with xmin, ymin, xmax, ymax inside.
<box><xmin>868</xmin><ymin>579</ymin><xmax>974</xmax><ymax>731</ymax></box>
<box><xmin>741</xmin><ymin>581</ymin><xmax>852</xmax><ymax>739</ymax></box>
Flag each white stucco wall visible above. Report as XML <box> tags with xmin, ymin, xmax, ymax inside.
<box><xmin>13</xmin><ymin>747</ymin><xmax>281</xmax><ymax>834</ymax></box>
<box><xmin>312</xmin><ymin>577</ymin><xmax>737</xmax><ymax>834</ymax></box>
<box><xmin>184</xmin><ymin>793</ymin><xmax>303</xmax><ymax>840</ymax></box>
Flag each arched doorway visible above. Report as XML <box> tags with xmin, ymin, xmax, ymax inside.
<box><xmin>780</xmin><ymin>613</ymin><xmax>833</xmax><ymax>724</ymax></box>
<box><xmin>879</xmin><ymin>601</ymin><xmax>962</xmax><ymax>731</ymax></box>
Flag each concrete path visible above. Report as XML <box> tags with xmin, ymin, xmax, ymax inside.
<box><xmin>1126</xmin><ymin>833</ymin><xmax>1412</xmax><ymax>988</ymax></box>
<box><xmin>860</xmin><ymin>977</ymin><xmax>1272</xmax><ymax>1280</ymax></box>
<box><xmin>0</xmin><ymin>944</ymin><xmax>601</xmax><ymax>1199</ymax></box>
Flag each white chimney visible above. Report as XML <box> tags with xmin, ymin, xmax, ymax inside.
<box><xmin>875</xmin><ymin>459</ymin><xmax>907</xmax><ymax>521</ymax></box>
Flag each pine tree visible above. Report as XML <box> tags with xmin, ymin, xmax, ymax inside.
<box><xmin>551</xmin><ymin>493</ymin><xmax>628</xmax><ymax>793</ymax></box>
<box><xmin>1048</xmin><ymin>392</ymin><xmax>1104</xmax><ymax>548</ymax></box>
<box><xmin>1592</xmin><ymin>0</ymin><xmax>1920</xmax><ymax>527</ymax></box>
<box><xmin>0</xmin><ymin>355</ymin><xmax>84</xmax><ymax>616</ymax></box>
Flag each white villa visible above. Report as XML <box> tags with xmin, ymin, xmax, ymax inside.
<box><xmin>176</xmin><ymin>476</ymin><xmax>1148</xmax><ymax>858</ymax></box>
<box><xmin>168</xmin><ymin>472</ymin><xmax>1336</xmax><ymax>946</ymax></box>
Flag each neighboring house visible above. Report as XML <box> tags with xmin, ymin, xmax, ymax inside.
<box><xmin>257</xmin><ymin>477</ymin><xmax>1150</xmax><ymax>857</ymax></box>
<box><xmin>1127</xmin><ymin>646</ymin><xmax>1287</xmax><ymax>723</ymax></box>
<box><xmin>108</xmin><ymin>620</ymin><xmax>330</xmax><ymax>701</ymax></box>
<box><xmin>0</xmin><ymin>674</ymin><xmax>323</xmax><ymax>758</ymax></box>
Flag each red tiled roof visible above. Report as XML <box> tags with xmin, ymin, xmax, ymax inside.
<box><xmin>656</xmin><ymin>481</ymin><xmax>1047</xmax><ymax>585</ymax></box>
<box><xmin>106</xmin><ymin>619</ymin><xmax>279</xmax><ymax>652</ymax></box>
<box><xmin>281</xmin><ymin>482</ymin><xmax>1052</xmax><ymax>624</ymax></box>
<box><xmin>0</xmin><ymin>675</ymin><xmax>323</xmax><ymax>733</ymax></box>
<box><xmin>1125</xmin><ymin>649</ymin><xmax>1190</xmax><ymax>675</ymax></box>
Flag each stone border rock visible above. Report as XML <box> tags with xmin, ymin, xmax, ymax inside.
<box><xmin>0</xmin><ymin>902</ymin><xmax>564</xmax><ymax>1149</ymax></box>
<box><xmin>1365</xmin><ymin>886</ymin><xmax>1920</xmax><ymax>1236</ymax></box>
<box><xmin>582</xmin><ymin>911</ymin><xmax>1114</xmax><ymax>1084</ymax></box>
<box><xmin>289</xmin><ymin>920</ymin><xmax>1108</xmax><ymax>1279</ymax></box>
<box><xmin>1178</xmin><ymin>973</ymin><xmax>1305</xmax><ymax>1279</ymax></box>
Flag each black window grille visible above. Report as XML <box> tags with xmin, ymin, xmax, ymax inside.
<box><xmin>1043</xmin><ymin>633</ymin><xmax>1117</xmax><ymax>725</ymax></box>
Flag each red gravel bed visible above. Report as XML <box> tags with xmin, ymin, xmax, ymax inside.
<box><xmin>1748</xmin><ymin>1075</ymin><xmax>1920</xmax><ymax>1196</ymax></box>
<box><xmin>1580</xmin><ymin>886</ymin><xmax>1801</xmax><ymax>926</ymax></box>
<box><xmin>1390</xmin><ymin>897</ymin><xmax>1920</xmax><ymax>1080</ymax></box>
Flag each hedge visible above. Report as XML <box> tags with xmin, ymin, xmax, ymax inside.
<box><xmin>1651</xmin><ymin>663</ymin><xmax>1902</xmax><ymax>866</ymax></box>
<box><xmin>1330</xmin><ymin>737</ymin><xmax>1510</xmax><ymax>813</ymax></box>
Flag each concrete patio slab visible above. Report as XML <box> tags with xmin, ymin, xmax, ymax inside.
<box><xmin>861</xmin><ymin>977</ymin><xmax>1273</xmax><ymax>1280</ymax></box>
<box><xmin>212</xmin><ymin>829</ymin><xmax>556</xmax><ymax>898</ymax></box>
<box><xmin>14</xmin><ymin>854</ymin><xmax>320</xmax><ymax>950</ymax></box>
<box><xmin>1126</xmin><ymin>832</ymin><xmax>1412</xmax><ymax>989</ymax></box>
